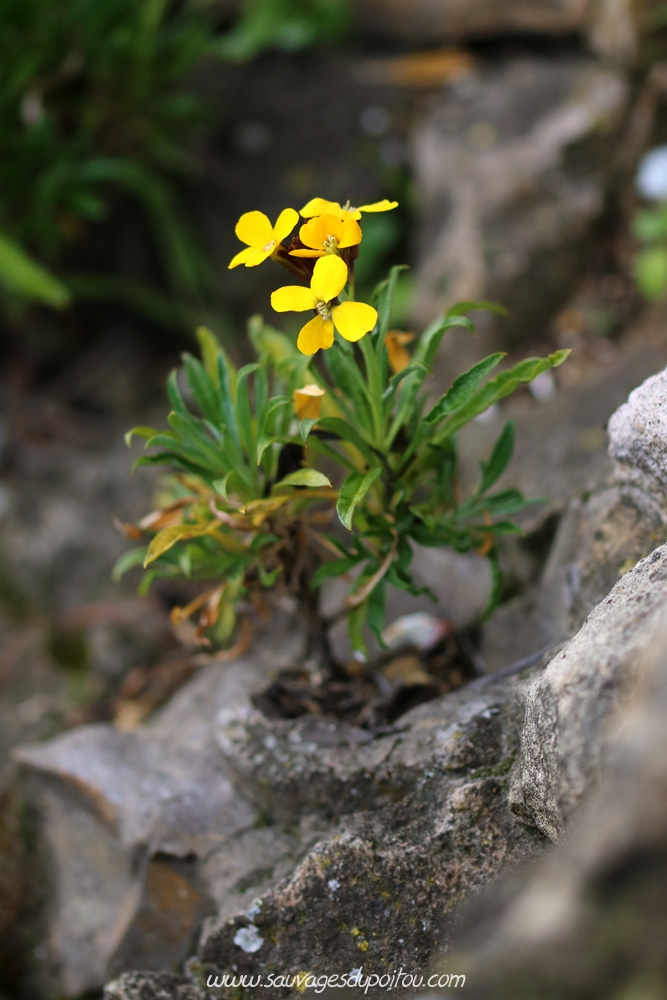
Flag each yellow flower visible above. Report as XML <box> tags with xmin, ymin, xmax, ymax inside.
<box><xmin>293</xmin><ymin>384</ymin><xmax>325</xmax><ymax>420</ymax></box>
<box><xmin>290</xmin><ymin>213</ymin><xmax>362</xmax><ymax>259</ymax></box>
<box><xmin>271</xmin><ymin>255</ymin><xmax>378</xmax><ymax>355</ymax></box>
<box><xmin>385</xmin><ymin>331</ymin><xmax>416</xmax><ymax>374</ymax></box>
<box><xmin>228</xmin><ymin>208</ymin><xmax>298</xmax><ymax>268</ymax></box>
<box><xmin>300</xmin><ymin>197</ymin><xmax>398</xmax><ymax>221</ymax></box>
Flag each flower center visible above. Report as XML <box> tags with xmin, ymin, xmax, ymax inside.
<box><xmin>316</xmin><ymin>301</ymin><xmax>332</xmax><ymax>320</ymax></box>
<box><xmin>263</xmin><ymin>239</ymin><xmax>276</xmax><ymax>253</ymax></box>
<box><xmin>323</xmin><ymin>234</ymin><xmax>339</xmax><ymax>253</ymax></box>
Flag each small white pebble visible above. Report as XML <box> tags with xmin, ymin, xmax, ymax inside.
<box><xmin>233</xmin><ymin>925</ymin><xmax>263</xmax><ymax>953</ymax></box>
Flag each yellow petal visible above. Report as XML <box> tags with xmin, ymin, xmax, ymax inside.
<box><xmin>239</xmin><ymin>246</ymin><xmax>273</xmax><ymax>267</ymax></box>
<box><xmin>300</xmin><ymin>197</ymin><xmax>343</xmax><ymax>218</ymax></box>
<box><xmin>332</xmin><ymin>301</ymin><xmax>378</xmax><ymax>342</ymax></box>
<box><xmin>293</xmin><ymin>383</ymin><xmax>325</xmax><ymax>419</ymax></box>
<box><xmin>338</xmin><ymin>218</ymin><xmax>363</xmax><ymax>248</ymax></box>
<box><xmin>228</xmin><ymin>247</ymin><xmax>256</xmax><ymax>269</ymax></box>
<box><xmin>271</xmin><ymin>285</ymin><xmax>318</xmax><ymax>312</ymax></box>
<box><xmin>289</xmin><ymin>248</ymin><xmax>325</xmax><ymax>257</ymax></box>
<box><xmin>356</xmin><ymin>199</ymin><xmax>399</xmax><ymax>214</ymax></box>
<box><xmin>235</xmin><ymin>210</ymin><xmax>274</xmax><ymax>248</ymax></box>
<box><xmin>297</xmin><ymin>316</ymin><xmax>335</xmax><ymax>355</ymax></box>
<box><xmin>311</xmin><ymin>254</ymin><xmax>347</xmax><ymax>303</ymax></box>
<box><xmin>299</xmin><ymin>215</ymin><xmax>332</xmax><ymax>250</ymax></box>
<box><xmin>273</xmin><ymin>207</ymin><xmax>299</xmax><ymax>244</ymax></box>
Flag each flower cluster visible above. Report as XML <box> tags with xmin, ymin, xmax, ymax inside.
<box><xmin>229</xmin><ymin>197</ymin><xmax>397</xmax><ymax>354</ymax></box>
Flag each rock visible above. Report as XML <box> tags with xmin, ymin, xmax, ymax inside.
<box><xmin>409</xmin><ymin>58</ymin><xmax>628</xmax><ymax>339</ymax></box>
<box><xmin>11</xmin><ymin>614</ymin><xmax>304</xmax><ymax>999</ymax></box>
<box><xmin>479</xmin><ymin>340</ymin><xmax>667</xmax><ymax>673</ymax></box>
<box><xmin>193</xmin><ymin>670</ymin><xmax>545</xmax><ymax>997</ymax></box>
<box><xmin>500</xmin><ymin>364</ymin><xmax>667</xmax><ymax>841</ymax></box>
<box><xmin>481</xmin><ymin>482</ymin><xmax>667</xmax><ymax>672</ymax></box>
<box><xmin>355</xmin><ymin>0</ymin><xmax>638</xmax><ymax>63</ymax></box>
<box><xmin>25</xmin><ymin>635</ymin><xmax>547</xmax><ymax>999</ymax></box>
<box><xmin>105</xmin><ymin>971</ymin><xmax>202</xmax><ymax>1000</ymax></box>
<box><xmin>438</xmin><ymin>610</ymin><xmax>667</xmax><ymax>999</ymax></box>
<box><xmin>608</xmin><ymin>365</ymin><xmax>667</xmax><ymax>498</ymax></box>
<box><xmin>514</xmin><ymin>544</ymin><xmax>667</xmax><ymax>842</ymax></box>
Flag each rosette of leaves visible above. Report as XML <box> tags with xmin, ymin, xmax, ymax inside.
<box><xmin>116</xmin><ymin>325</ymin><xmax>337</xmax><ymax>651</ymax></box>
<box><xmin>118</xmin><ymin>273</ymin><xmax>568</xmax><ymax>662</ymax></box>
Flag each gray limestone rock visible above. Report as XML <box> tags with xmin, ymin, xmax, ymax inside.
<box><xmin>409</xmin><ymin>58</ymin><xmax>628</xmax><ymax>339</ymax></box>
<box><xmin>608</xmin><ymin>365</ymin><xmax>667</xmax><ymax>497</ymax></box>
<box><xmin>168</xmin><ymin>673</ymin><xmax>547</xmax><ymax>999</ymax></box>
<box><xmin>11</xmin><ymin>621</ymin><xmax>304</xmax><ymax>999</ymax></box>
<box><xmin>514</xmin><ymin>544</ymin><xmax>667</xmax><ymax>842</ymax></box>
<box><xmin>101</xmin><ymin>670</ymin><xmax>546</xmax><ymax>1000</ymax></box>
<box><xmin>438</xmin><ymin>611</ymin><xmax>667</xmax><ymax>999</ymax></box>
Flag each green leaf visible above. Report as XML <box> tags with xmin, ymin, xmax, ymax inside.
<box><xmin>248</xmin><ymin>314</ymin><xmax>299</xmax><ymax>364</ymax></box>
<box><xmin>167</xmin><ymin>411</ymin><xmax>227</xmax><ymax>471</ymax></box>
<box><xmin>479</xmin><ymin>421</ymin><xmax>515</xmax><ymax>494</ymax></box>
<box><xmin>381</xmin><ymin>362</ymin><xmax>429</xmax><ymax>404</ymax></box>
<box><xmin>337</xmin><ymin>467</ymin><xmax>382</xmax><ymax>530</ymax></box>
<box><xmin>112</xmin><ymin>546</ymin><xmax>148</xmax><ymax>581</ymax></box>
<box><xmin>236</xmin><ymin>363</ymin><xmax>260</xmax><ymax>457</ymax></box>
<box><xmin>299</xmin><ymin>417</ymin><xmax>317</xmax><ymax>442</ymax></box>
<box><xmin>436</xmin><ymin>350</ymin><xmax>571</xmax><ymax>440</ymax></box>
<box><xmin>212</xmin><ymin>473</ymin><xmax>234</xmax><ymax>500</ymax></box>
<box><xmin>195</xmin><ymin>326</ymin><xmax>222</xmax><ymax>386</ymax></box>
<box><xmin>273</xmin><ymin>469</ymin><xmax>332</xmax><ymax>490</ymax></box>
<box><xmin>325</xmin><ymin>340</ymin><xmax>374</xmax><ymax>427</ymax></box>
<box><xmin>484</xmin><ymin>550</ymin><xmax>504</xmax><ymax>620</ymax></box>
<box><xmin>184</xmin><ymin>354</ymin><xmax>222</xmax><ymax>425</ymax></box>
<box><xmin>311</xmin><ymin>555</ymin><xmax>363</xmax><ymax>586</ymax></box>
<box><xmin>347</xmin><ymin>600</ymin><xmax>368</xmax><ymax>661</ymax></box>
<box><xmin>373</xmin><ymin>264</ymin><xmax>408</xmax><ymax>338</ymax></box>
<box><xmin>167</xmin><ymin>369</ymin><xmax>189</xmax><ymax>418</ymax></box>
<box><xmin>446</xmin><ymin>300</ymin><xmax>510</xmax><ymax>319</ymax></box>
<box><xmin>458</xmin><ymin>487</ymin><xmax>537</xmax><ymax>521</ymax></box>
<box><xmin>316</xmin><ymin>416</ymin><xmax>377</xmax><ymax>466</ymax></box>
<box><xmin>144</xmin><ymin>523</ymin><xmax>217</xmax><ymax>566</ymax></box>
<box><xmin>415</xmin><ymin>314</ymin><xmax>475</xmax><ymax>370</ymax></box>
<box><xmin>367</xmin><ymin>578</ymin><xmax>387</xmax><ymax>648</ymax></box>
<box><xmin>0</xmin><ymin>232</ymin><xmax>71</xmax><ymax>308</ymax></box>
<box><xmin>124</xmin><ymin>426</ymin><xmax>157</xmax><ymax>448</ymax></box>
<box><xmin>424</xmin><ymin>353</ymin><xmax>506</xmax><ymax>426</ymax></box>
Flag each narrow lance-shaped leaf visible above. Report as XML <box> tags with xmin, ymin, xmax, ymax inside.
<box><xmin>446</xmin><ymin>300</ymin><xmax>510</xmax><ymax>318</ymax></box>
<box><xmin>415</xmin><ymin>314</ymin><xmax>475</xmax><ymax>371</ymax></box>
<box><xmin>436</xmin><ymin>350</ymin><xmax>571</xmax><ymax>441</ymax></box>
<box><xmin>144</xmin><ymin>523</ymin><xmax>218</xmax><ymax>566</ymax></box>
<box><xmin>125</xmin><ymin>426</ymin><xmax>158</xmax><ymax>447</ymax></box>
<box><xmin>235</xmin><ymin>363</ymin><xmax>260</xmax><ymax>459</ymax></box>
<box><xmin>366</xmin><ymin>578</ymin><xmax>387</xmax><ymax>648</ymax></box>
<box><xmin>273</xmin><ymin>469</ymin><xmax>332</xmax><ymax>490</ymax></box>
<box><xmin>195</xmin><ymin>326</ymin><xmax>222</xmax><ymax>386</ymax></box>
<box><xmin>112</xmin><ymin>546</ymin><xmax>148</xmax><ymax>581</ymax></box>
<box><xmin>184</xmin><ymin>354</ymin><xmax>223</xmax><ymax>426</ymax></box>
<box><xmin>0</xmin><ymin>232</ymin><xmax>71</xmax><ymax>308</ymax></box>
<box><xmin>424</xmin><ymin>353</ymin><xmax>506</xmax><ymax>427</ymax></box>
<box><xmin>337</xmin><ymin>466</ymin><xmax>382</xmax><ymax>530</ymax></box>
<box><xmin>347</xmin><ymin>599</ymin><xmax>369</xmax><ymax>661</ymax></box>
<box><xmin>373</xmin><ymin>264</ymin><xmax>408</xmax><ymax>339</ymax></box>
<box><xmin>479</xmin><ymin>420</ymin><xmax>514</xmax><ymax>495</ymax></box>
<box><xmin>316</xmin><ymin>416</ymin><xmax>378</xmax><ymax>467</ymax></box>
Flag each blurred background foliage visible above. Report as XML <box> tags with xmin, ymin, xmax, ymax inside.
<box><xmin>0</xmin><ymin>0</ymin><xmax>360</xmax><ymax>358</ymax></box>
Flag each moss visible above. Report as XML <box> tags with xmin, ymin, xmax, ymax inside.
<box><xmin>469</xmin><ymin>754</ymin><xmax>515</xmax><ymax>781</ymax></box>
